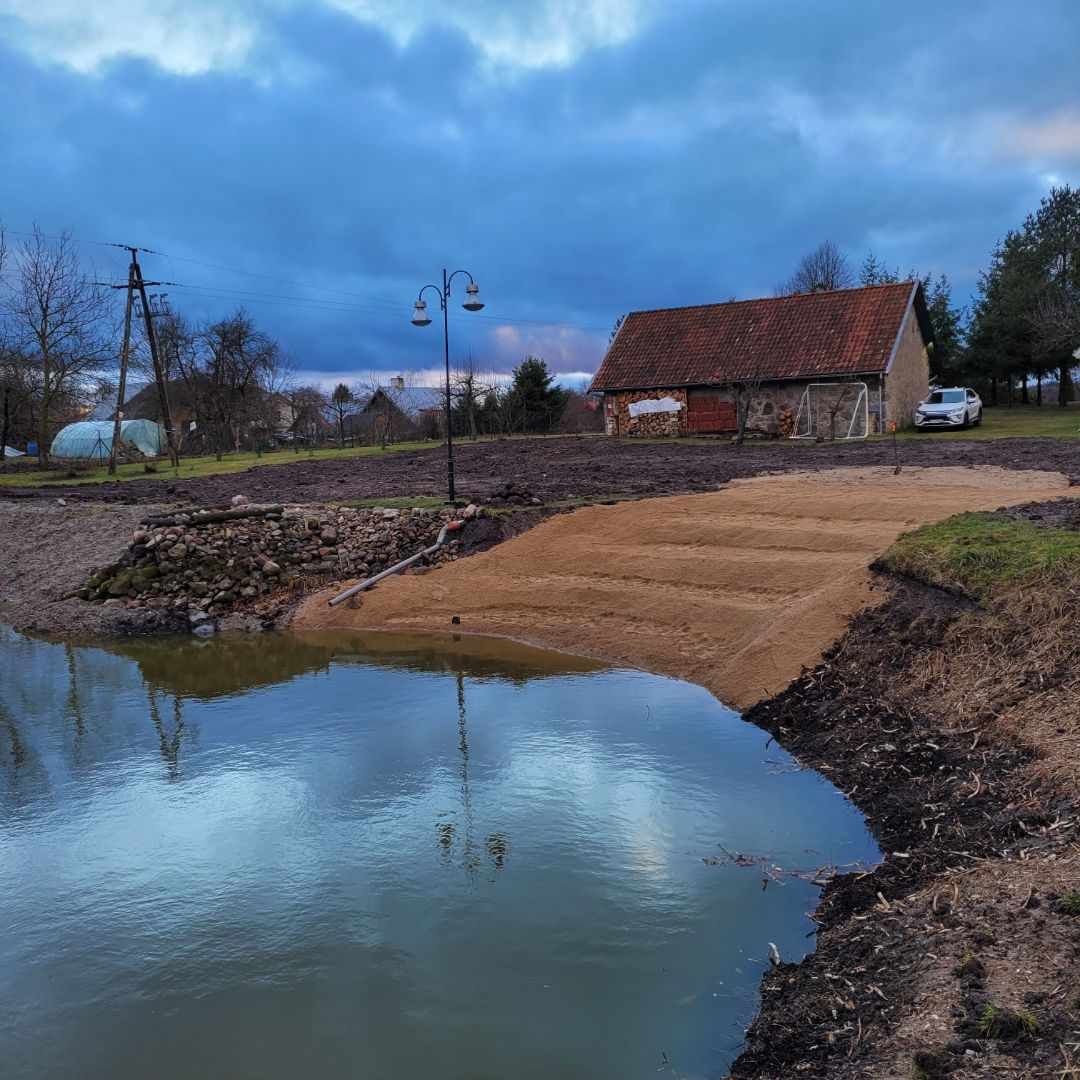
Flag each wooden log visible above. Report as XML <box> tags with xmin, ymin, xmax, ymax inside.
<box><xmin>140</xmin><ymin>504</ymin><xmax>284</xmax><ymax>528</ymax></box>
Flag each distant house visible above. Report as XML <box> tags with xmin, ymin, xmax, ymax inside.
<box><xmin>87</xmin><ymin>380</ymin><xmax>152</xmax><ymax>421</ymax></box>
<box><xmin>590</xmin><ymin>282</ymin><xmax>933</xmax><ymax>437</ymax></box>
<box><xmin>348</xmin><ymin>377</ymin><xmax>445</xmax><ymax>443</ymax></box>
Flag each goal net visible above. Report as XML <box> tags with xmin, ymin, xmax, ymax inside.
<box><xmin>790</xmin><ymin>382</ymin><xmax>870</xmax><ymax>441</ymax></box>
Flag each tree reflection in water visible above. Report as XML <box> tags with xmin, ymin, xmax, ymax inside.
<box><xmin>0</xmin><ymin>702</ymin><xmax>27</xmax><ymax>771</ymax></box>
<box><xmin>63</xmin><ymin>644</ymin><xmax>86</xmax><ymax>759</ymax></box>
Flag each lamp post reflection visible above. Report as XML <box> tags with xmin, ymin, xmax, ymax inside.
<box><xmin>438</xmin><ymin>669</ymin><xmax>509</xmax><ymax>877</ymax></box>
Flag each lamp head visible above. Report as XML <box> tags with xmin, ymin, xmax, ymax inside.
<box><xmin>462</xmin><ymin>281</ymin><xmax>484</xmax><ymax>312</ymax></box>
<box><xmin>411</xmin><ymin>299</ymin><xmax>432</xmax><ymax>327</ymax></box>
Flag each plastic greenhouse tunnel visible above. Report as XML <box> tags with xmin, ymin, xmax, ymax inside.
<box><xmin>50</xmin><ymin>420</ymin><xmax>166</xmax><ymax>461</ymax></box>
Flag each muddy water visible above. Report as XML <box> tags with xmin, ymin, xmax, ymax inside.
<box><xmin>0</xmin><ymin>628</ymin><xmax>877</xmax><ymax>1079</ymax></box>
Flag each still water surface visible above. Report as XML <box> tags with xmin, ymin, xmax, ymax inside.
<box><xmin>0</xmin><ymin>628</ymin><xmax>877</xmax><ymax>1079</ymax></box>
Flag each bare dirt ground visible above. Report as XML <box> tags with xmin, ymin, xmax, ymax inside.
<box><xmin>734</xmin><ymin>573</ymin><xmax>1080</xmax><ymax>1079</ymax></box>
<box><xmin>291</xmin><ymin>465</ymin><xmax>1070</xmax><ymax>708</ymax></box>
<box><xmin>4</xmin><ymin>434</ymin><xmax>1080</xmax><ymax>505</ymax></box>
<box><xmin>0</xmin><ymin>500</ymin><xmax>172</xmax><ymax>637</ymax></box>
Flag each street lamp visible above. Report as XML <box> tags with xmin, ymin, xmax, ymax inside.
<box><xmin>411</xmin><ymin>269</ymin><xmax>485</xmax><ymax>503</ymax></box>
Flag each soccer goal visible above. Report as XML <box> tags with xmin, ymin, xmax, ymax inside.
<box><xmin>790</xmin><ymin>381</ymin><xmax>870</xmax><ymax>441</ymax></box>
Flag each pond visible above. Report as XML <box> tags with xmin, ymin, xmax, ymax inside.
<box><xmin>0</xmin><ymin>627</ymin><xmax>877</xmax><ymax>1079</ymax></box>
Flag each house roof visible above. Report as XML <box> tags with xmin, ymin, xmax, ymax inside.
<box><xmin>87</xmin><ymin>380</ymin><xmax>151</xmax><ymax>421</ymax></box>
<box><xmin>371</xmin><ymin>386</ymin><xmax>444</xmax><ymax>421</ymax></box>
<box><xmin>590</xmin><ymin>282</ymin><xmax>929</xmax><ymax>391</ymax></box>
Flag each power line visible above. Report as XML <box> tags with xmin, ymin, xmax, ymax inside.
<box><xmin>157</xmin><ymin>251</ymin><xmax>407</xmax><ymax>308</ymax></box>
<box><xmin>1</xmin><ymin>226</ymin><xmax>116</xmax><ymax>248</ymax></box>
<box><xmin>2</xmin><ymin>224</ymin><xmax>611</xmax><ymax>334</ymax></box>
<box><xmin>167</xmin><ymin>283</ymin><xmax>608</xmax><ymax>332</ymax></box>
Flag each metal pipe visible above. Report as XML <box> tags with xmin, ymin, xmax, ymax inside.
<box><xmin>327</xmin><ymin>520</ymin><xmax>464</xmax><ymax>607</ymax></box>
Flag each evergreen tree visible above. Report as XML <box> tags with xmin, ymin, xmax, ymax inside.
<box><xmin>502</xmin><ymin>357</ymin><xmax>568</xmax><ymax>433</ymax></box>
<box><xmin>1028</xmin><ymin>186</ymin><xmax>1080</xmax><ymax>405</ymax></box>
<box><xmin>966</xmin><ymin>186</ymin><xmax>1080</xmax><ymax>405</ymax></box>
<box><xmin>859</xmin><ymin>251</ymin><xmax>900</xmax><ymax>286</ymax></box>
<box><xmin>859</xmin><ymin>254</ymin><xmax>965</xmax><ymax>384</ymax></box>
<box><xmin>921</xmin><ymin>274</ymin><xmax>966</xmax><ymax>385</ymax></box>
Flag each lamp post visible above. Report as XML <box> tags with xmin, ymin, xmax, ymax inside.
<box><xmin>411</xmin><ymin>268</ymin><xmax>484</xmax><ymax>503</ymax></box>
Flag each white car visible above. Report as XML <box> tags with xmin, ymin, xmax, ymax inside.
<box><xmin>913</xmin><ymin>387</ymin><xmax>983</xmax><ymax>430</ymax></box>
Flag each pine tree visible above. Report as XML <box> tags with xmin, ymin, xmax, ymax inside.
<box><xmin>922</xmin><ymin>274</ymin><xmax>965</xmax><ymax>385</ymax></box>
<box><xmin>502</xmin><ymin>357</ymin><xmax>568</xmax><ymax>434</ymax></box>
<box><xmin>967</xmin><ymin>188</ymin><xmax>1080</xmax><ymax>405</ymax></box>
<box><xmin>859</xmin><ymin>251</ymin><xmax>900</xmax><ymax>286</ymax></box>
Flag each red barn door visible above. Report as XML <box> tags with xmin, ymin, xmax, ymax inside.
<box><xmin>686</xmin><ymin>389</ymin><xmax>736</xmax><ymax>433</ymax></box>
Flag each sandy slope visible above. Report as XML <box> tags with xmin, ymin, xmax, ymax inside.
<box><xmin>291</xmin><ymin>466</ymin><xmax>1070</xmax><ymax>707</ymax></box>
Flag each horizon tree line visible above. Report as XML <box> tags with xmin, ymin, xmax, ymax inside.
<box><xmin>777</xmin><ymin>186</ymin><xmax>1080</xmax><ymax>405</ymax></box>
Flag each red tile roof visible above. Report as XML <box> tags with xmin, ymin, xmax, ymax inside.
<box><xmin>590</xmin><ymin>282</ymin><xmax>924</xmax><ymax>391</ymax></box>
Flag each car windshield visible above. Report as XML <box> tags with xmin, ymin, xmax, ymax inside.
<box><xmin>927</xmin><ymin>390</ymin><xmax>965</xmax><ymax>404</ymax></box>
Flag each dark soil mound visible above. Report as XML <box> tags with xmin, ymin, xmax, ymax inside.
<box><xmin>5</xmin><ymin>434</ymin><xmax>1079</xmax><ymax>506</ymax></box>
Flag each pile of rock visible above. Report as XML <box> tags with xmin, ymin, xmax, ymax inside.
<box><xmin>487</xmin><ymin>481</ymin><xmax>541</xmax><ymax>506</ymax></box>
<box><xmin>81</xmin><ymin>502</ymin><xmax>476</xmax><ymax>630</ymax></box>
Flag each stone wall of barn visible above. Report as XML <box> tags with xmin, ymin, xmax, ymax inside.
<box><xmin>605</xmin><ymin>375</ymin><xmax>901</xmax><ymax>439</ymax></box>
<box><xmin>883</xmin><ymin>308</ymin><xmax>931</xmax><ymax>429</ymax></box>
<box><xmin>737</xmin><ymin>383</ymin><xmax>804</xmax><ymax>436</ymax></box>
<box><xmin>605</xmin><ymin>389</ymin><xmax>688</xmax><ymax>436</ymax></box>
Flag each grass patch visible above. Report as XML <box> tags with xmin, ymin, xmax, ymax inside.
<box><xmin>629</xmin><ymin>405</ymin><xmax>1080</xmax><ymax>446</ymax></box>
<box><xmin>879</xmin><ymin>512</ymin><xmax>1080</xmax><ymax>597</ymax></box>
<box><xmin>976</xmin><ymin>1003</ymin><xmax>1039</xmax><ymax>1040</ymax></box>
<box><xmin>891</xmin><ymin>405</ymin><xmax>1080</xmax><ymax>442</ymax></box>
<box><xmin>1058</xmin><ymin>891</ymin><xmax>1080</xmax><ymax>916</ymax></box>
<box><xmin>0</xmin><ymin>440</ymin><xmax>438</xmax><ymax>488</ymax></box>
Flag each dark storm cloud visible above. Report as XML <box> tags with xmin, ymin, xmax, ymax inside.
<box><xmin>1</xmin><ymin>0</ymin><xmax>1077</xmax><ymax>381</ymax></box>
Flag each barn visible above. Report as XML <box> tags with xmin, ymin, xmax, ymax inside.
<box><xmin>590</xmin><ymin>282</ymin><xmax>933</xmax><ymax>437</ymax></box>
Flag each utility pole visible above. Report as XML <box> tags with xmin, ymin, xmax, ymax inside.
<box><xmin>131</xmin><ymin>250</ymin><xmax>180</xmax><ymax>468</ymax></box>
<box><xmin>108</xmin><ymin>263</ymin><xmax>137</xmax><ymax>475</ymax></box>
<box><xmin>101</xmin><ymin>246</ymin><xmax>181</xmax><ymax>469</ymax></box>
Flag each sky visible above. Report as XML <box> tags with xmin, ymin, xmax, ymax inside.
<box><xmin>1</xmin><ymin>0</ymin><xmax>1078</xmax><ymax>388</ymax></box>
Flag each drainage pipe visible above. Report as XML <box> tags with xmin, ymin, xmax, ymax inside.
<box><xmin>327</xmin><ymin>519</ymin><xmax>464</xmax><ymax>607</ymax></box>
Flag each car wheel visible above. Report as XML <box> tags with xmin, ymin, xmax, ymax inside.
<box><xmin>960</xmin><ymin>412</ymin><xmax>969</xmax><ymax>429</ymax></box>
<box><xmin>975</xmin><ymin>408</ymin><xmax>983</xmax><ymax>426</ymax></box>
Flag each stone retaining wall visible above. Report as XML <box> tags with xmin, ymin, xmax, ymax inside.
<box><xmin>82</xmin><ymin>504</ymin><xmax>471</xmax><ymax>631</ymax></box>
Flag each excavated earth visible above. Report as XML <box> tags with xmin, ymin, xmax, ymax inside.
<box><xmin>291</xmin><ymin>466</ymin><xmax>1069</xmax><ymax>708</ymax></box>
<box><xmin>730</xmin><ymin>571</ymin><xmax>1080</xmax><ymax>1079</ymax></box>
<box><xmin>4</xmin><ymin>433</ymin><xmax>1080</xmax><ymax>505</ymax></box>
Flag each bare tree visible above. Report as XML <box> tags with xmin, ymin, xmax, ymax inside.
<box><xmin>1</xmin><ymin>350</ymin><xmax>38</xmax><ymax>466</ymax></box>
<box><xmin>176</xmin><ymin>309</ymin><xmax>282</xmax><ymax>460</ymax></box>
<box><xmin>777</xmin><ymin>241</ymin><xmax>855</xmax><ymax>296</ymax></box>
<box><xmin>1029</xmin><ymin>284</ymin><xmax>1080</xmax><ymax>360</ymax></box>
<box><xmin>825</xmin><ymin>384</ymin><xmax>856</xmax><ymax>440</ymax></box>
<box><xmin>5</xmin><ymin>227</ymin><xmax>111</xmax><ymax>463</ymax></box>
<box><xmin>718</xmin><ymin>378</ymin><xmax>764</xmax><ymax>446</ymax></box>
<box><xmin>329</xmin><ymin>382</ymin><xmax>359</xmax><ymax>446</ymax></box>
<box><xmin>281</xmin><ymin>384</ymin><xmax>328</xmax><ymax>446</ymax></box>
<box><xmin>451</xmin><ymin>355</ymin><xmax>495</xmax><ymax>440</ymax></box>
